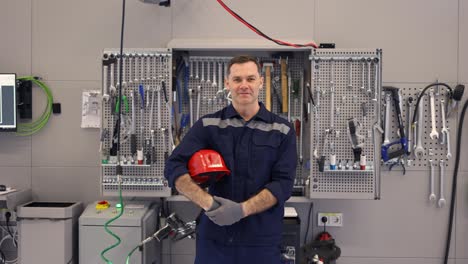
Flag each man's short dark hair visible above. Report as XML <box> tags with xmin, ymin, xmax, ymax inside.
<box><xmin>227</xmin><ymin>55</ymin><xmax>261</xmax><ymax>76</ymax></box>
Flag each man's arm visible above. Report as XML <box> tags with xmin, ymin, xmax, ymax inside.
<box><xmin>241</xmin><ymin>189</ymin><xmax>277</xmax><ymax>217</ymax></box>
<box><xmin>175</xmin><ymin>173</ymin><xmax>215</xmax><ymax>211</ymax></box>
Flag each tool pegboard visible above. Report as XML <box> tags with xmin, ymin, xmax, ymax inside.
<box><xmin>383</xmin><ymin>85</ymin><xmax>454</xmax><ymax>171</ymax></box>
<box><xmin>174</xmin><ymin>50</ymin><xmax>311</xmax><ymax>196</ymax></box>
<box><xmin>100</xmin><ymin>48</ymin><xmax>172</xmax><ymax>197</ymax></box>
<box><xmin>309</xmin><ymin>49</ymin><xmax>383</xmax><ymax>200</ymax></box>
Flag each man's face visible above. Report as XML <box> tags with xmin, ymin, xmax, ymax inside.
<box><xmin>225</xmin><ymin>61</ymin><xmax>264</xmax><ymax>106</ymax></box>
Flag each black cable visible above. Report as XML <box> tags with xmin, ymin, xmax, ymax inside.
<box><xmin>116</xmin><ymin>0</ymin><xmax>126</xmax><ymax>170</ymax></box>
<box><xmin>411</xmin><ymin>82</ymin><xmax>453</xmax><ymax>126</ymax></box>
<box><xmin>4</xmin><ymin>213</ymin><xmax>16</xmax><ymax>247</ymax></box>
<box><xmin>304</xmin><ymin>202</ymin><xmax>313</xmax><ymax>245</ymax></box>
<box><xmin>444</xmin><ymin>98</ymin><xmax>468</xmax><ymax>264</ymax></box>
<box><xmin>0</xmin><ymin>249</ymin><xmax>5</xmax><ymax>264</ymax></box>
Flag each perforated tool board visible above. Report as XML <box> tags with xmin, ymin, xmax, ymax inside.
<box><xmin>309</xmin><ymin>49</ymin><xmax>383</xmax><ymax>199</ymax></box>
<box><xmin>100</xmin><ymin>48</ymin><xmax>172</xmax><ymax>197</ymax></box>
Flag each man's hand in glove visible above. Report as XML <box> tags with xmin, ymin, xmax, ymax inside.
<box><xmin>205</xmin><ymin>196</ymin><xmax>245</xmax><ymax>226</ymax></box>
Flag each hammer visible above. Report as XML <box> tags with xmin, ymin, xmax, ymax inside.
<box><xmin>262</xmin><ymin>62</ymin><xmax>274</xmax><ymax>111</ymax></box>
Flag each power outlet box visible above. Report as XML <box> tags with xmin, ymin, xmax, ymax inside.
<box><xmin>317</xmin><ymin>212</ymin><xmax>343</xmax><ymax>227</ymax></box>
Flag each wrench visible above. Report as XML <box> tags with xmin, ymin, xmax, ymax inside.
<box><xmin>196</xmin><ymin>85</ymin><xmax>202</xmax><ymax>121</ymax></box>
<box><xmin>429</xmin><ymin>90</ymin><xmax>439</xmax><ymax>140</ymax></box>
<box><xmin>383</xmin><ymin>93</ymin><xmax>391</xmax><ymax>145</ymax></box>
<box><xmin>414</xmin><ymin>94</ymin><xmax>425</xmax><ymax>158</ymax></box>
<box><xmin>212</xmin><ymin>61</ymin><xmax>217</xmax><ymax>88</ymax></box>
<box><xmin>218</xmin><ymin>62</ymin><xmax>223</xmax><ymax>95</ymax></box>
<box><xmin>189</xmin><ymin>88</ymin><xmax>194</xmax><ymax>127</ymax></box>
<box><xmin>406</xmin><ymin>97</ymin><xmax>414</xmax><ymax>155</ymax></box>
<box><xmin>206</xmin><ymin>60</ymin><xmax>211</xmax><ymax>84</ymax></box>
<box><xmin>429</xmin><ymin>159</ymin><xmax>436</xmax><ymax>202</ymax></box>
<box><xmin>440</xmin><ymin>99</ymin><xmax>448</xmax><ymax>145</ymax></box>
<box><xmin>373</xmin><ymin>58</ymin><xmax>379</xmax><ymax>101</ymax></box>
<box><xmin>189</xmin><ymin>59</ymin><xmax>194</xmax><ymax>79</ymax></box>
<box><xmin>195</xmin><ymin>60</ymin><xmax>200</xmax><ymax>80</ymax></box>
<box><xmin>109</xmin><ymin>60</ymin><xmax>116</xmax><ymax>96</ymax></box>
<box><xmin>438</xmin><ymin>159</ymin><xmax>446</xmax><ymax>208</ymax></box>
<box><xmin>103</xmin><ymin>64</ymin><xmax>110</xmax><ymax>101</ymax></box>
<box><xmin>366</xmin><ymin>58</ymin><xmax>372</xmax><ymax>95</ymax></box>
<box><xmin>200</xmin><ymin>60</ymin><xmax>205</xmax><ymax>82</ymax></box>
<box><xmin>446</xmin><ymin>127</ymin><xmax>452</xmax><ymax>159</ymax></box>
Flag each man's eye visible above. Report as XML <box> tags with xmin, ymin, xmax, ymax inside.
<box><xmin>248</xmin><ymin>77</ymin><xmax>256</xmax><ymax>82</ymax></box>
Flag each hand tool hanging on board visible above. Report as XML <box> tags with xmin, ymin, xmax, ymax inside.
<box><xmin>161</xmin><ymin>78</ymin><xmax>171</xmax><ymax>158</ymax></box>
<box><xmin>414</xmin><ymin>92</ymin><xmax>425</xmax><ymax>159</ymax></box>
<box><xmin>438</xmin><ymin>159</ymin><xmax>446</xmax><ymax>208</ymax></box>
<box><xmin>280</xmin><ymin>57</ymin><xmax>288</xmax><ymax>114</ymax></box>
<box><xmin>138</xmin><ymin>83</ymin><xmax>145</xmax><ymax>164</ymax></box>
<box><xmin>102</xmin><ymin>55</ymin><xmax>110</xmax><ymax>102</ymax></box>
<box><xmin>439</xmin><ymin>99</ymin><xmax>448</xmax><ymax>145</ymax></box>
<box><xmin>429</xmin><ymin>89</ymin><xmax>439</xmax><ymax>140</ymax></box>
<box><xmin>347</xmin><ymin>118</ymin><xmax>364</xmax><ymax>166</ymax></box>
<box><xmin>196</xmin><ymin>86</ymin><xmax>202</xmax><ymax>121</ymax></box>
<box><xmin>406</xmin><ymin>97</ymin><xmax>414</xmax><ymax>157</ymax></box>
<box><xmin>299</xmin><ymin>71</ymin><xmax>304</xmax><ymax>164</ymax></box>
<box><xmin>428</xmin><ymin>159</ymin><xmax>436</xmax><ymax>202</ymax></box>
<box><xmin>262</xmin><ymin>62</ymin><xmax>274</xmax><ymax>111</ymax></box>
<box><xmin>381</xmin><ymin>86</ymin><xmax>408</xmax><ymax>163</ymax></box>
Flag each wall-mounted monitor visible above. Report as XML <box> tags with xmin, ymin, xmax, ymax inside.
<box><xmin>0</xmin><ymin>73</ymin><xmax>17</xmax><ymax>131</ymax></box>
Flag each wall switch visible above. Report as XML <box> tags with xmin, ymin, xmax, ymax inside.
<box><xmin>317</xmin><ymin>212</ymin><xmax>343</xmax><ymax>227</ymax></box>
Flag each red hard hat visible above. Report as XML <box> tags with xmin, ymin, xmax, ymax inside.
<box><xmin>188</xmin><ymin>149</ymin><xmax>230</xmax><ymax>185</ymax></box>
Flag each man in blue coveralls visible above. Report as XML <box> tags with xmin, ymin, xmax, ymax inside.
<box><xmin>164</xmin><ymin>55</ymin><xmax>297</xmax><ymax>264</ymax></box>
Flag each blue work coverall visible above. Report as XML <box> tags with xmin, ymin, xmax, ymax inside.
<box><xmin>165</xmin><ymin>102</ymin><xmax>297</xmax><ymax>264</ymax></box>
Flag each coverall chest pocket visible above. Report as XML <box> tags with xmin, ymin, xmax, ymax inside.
<box><xmin>251</xmin><ymin>133</ymin><xmax>281</xmax><ymax>166</ymax></box>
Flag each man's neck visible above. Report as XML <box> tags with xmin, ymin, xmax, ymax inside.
<box><xmin>233</xmin><ymin>102</ymin><xmax>260</xmax><ymax>121</ymax></box>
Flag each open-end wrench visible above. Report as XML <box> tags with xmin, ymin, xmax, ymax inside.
<box><xmin>406</xmin><ymin>97</ymin><xmax>414</xmax><ymax>156</ymax></box>
<box><xmin>383</xmin><ymin>93</ymin><xmax>391</xmax><ymax>145</ymax></box>
<box><xmin>429</xmin><ymin>159</ymin><xmax>436</xmax><ymax>202</ymax></box>
<box><xmin>189</xmin><ymin>59</ymin><xmax>194</xmax><ymax>79</ymax></box>
<box><xmin>212</xmin><ymin>61</ymin><xmax>217</xmax><ymax>89</ymax></box>
<box><xmin>189</xmin><ymin>88</ymin><xmax>194</xmax><ymax>127</ymax></box>
<box><xmin>206</xmin><ymin>60</ymin><xmax>211</xmax><ymax>84</ymax></box>
<box><xmin>200</xmin><ymin>60</ymin><xmax>205</xmax><ymax>82</ymax></box>
<box><xmin>438</xmin><ymin>159</ymin><xmax>446</xmax><ymax>208</ymax></box>
<box><xmin>109</xmin><ymin>60</ymin><xmax>116</xmax><ymax>96</ymax></box>
<box><xmin>429</xmin><ymin>90</ymin><xmax>439</xmax><ymax>140</ymax></box>
<box><xmin>218</xmin><ymin>61</ymin><xmax>223</xmax><ymax>94</ymax></box>
<box><xmin>446</xmin><ymin>127</ymin><xmax>452</xmax><ymax>159</ymax></box>
<box><xmin>440</xmin><ymin>99</ymin><xmax>448</xmax><ymax>145</ymax></box>
<box><xmin>373</xmin><ymin>58</ymin><xmax>379</xmax><ymax>101</ymax></box>
<box><xmin>366</xmin><ymin>58</ymin><xmax>372</xmax><ymax>95</ymax></box>
<box><xmin>196</xmin><ymin>85</ymin><xmax>202</xmax><ymax>121</ymax></box>
<box><xmin>103</xmin><ymin>63</ymin><xmax>110</xmax><ymax>101</ymax></box>
<box><xmin>195</xmin><ymin>60</ymin><xmax>200</xmax><ymax>80</ymax></box>
<box><xmin>216</xmin><ymin>62</ymin><xmax>225</xmax><ymax>101</ymax></box>
<box><xmin>414</xmin><ymin>94</ymin><xmax>425</xmax><ymax>158</ymax></box>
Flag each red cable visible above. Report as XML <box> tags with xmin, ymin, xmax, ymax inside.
<box><xmin>216</xmin><ymin>0</ymin><xmax>318</xmax><ymax>48</ymax></box>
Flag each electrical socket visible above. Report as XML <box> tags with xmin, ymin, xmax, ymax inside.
<box><xmin>317</xmin><ymin>212</ymin><xmax>343</xmax><ymax>227</ymax></box>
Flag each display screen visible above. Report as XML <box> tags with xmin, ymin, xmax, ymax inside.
<box><xmin>0</xmin><ymin>74</ymin><xmax>17</xmax><ymax>131</ymax></box>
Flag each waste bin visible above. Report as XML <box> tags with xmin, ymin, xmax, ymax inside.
<box><xmin>17</xmin><ymin>201</ymin><xmax>83</xmax><ymax>264</ymax></box>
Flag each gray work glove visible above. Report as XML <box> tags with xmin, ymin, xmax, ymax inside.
<box><xmin>205</xmin><ymin>196</ymin><xmax>245</xmax><ymax>226</ymax></box>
